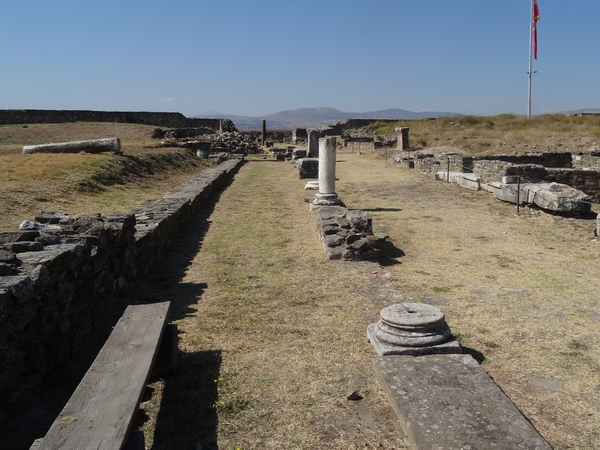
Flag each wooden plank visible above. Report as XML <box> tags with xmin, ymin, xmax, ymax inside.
<box><xmin>38</xmin><ymin>301</ymin><xmax>170</xmax><ymax>450</ymax></box>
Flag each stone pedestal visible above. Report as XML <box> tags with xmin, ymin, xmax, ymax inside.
<box><xmin>367</xmin><ymin>303</ymin><xmax>460</xmax><ymax>356</ymax></box>
<box><xmin>307</xmin><ymin>128</ymin><xmax>321</xmax><ymax>158</ymax></box>
<box><xmin>395</xmin><ymin>127</ymin><xmax>410</xmax><ymax>150</ymax></box>
<box><xmin>312</xmin><ymin>137</ymin><xmax>341</xmax><ymax>207</ymax></box>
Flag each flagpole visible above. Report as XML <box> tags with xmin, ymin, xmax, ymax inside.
<box><xmin>527</xmin><ymin>0</ymin><xmax>534</xmax><ymax>117</ymax></box>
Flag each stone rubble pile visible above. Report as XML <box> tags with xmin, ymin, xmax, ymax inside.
<box><xmin>159</xmin><ymin>130</ymin><xmax>263</xmax><ymax>154</ymax></box>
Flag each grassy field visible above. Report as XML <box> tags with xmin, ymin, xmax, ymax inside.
<box><xmin>2</xmin><ymin>117</ymin><xmax>600</xmax><ymax>449</ymax></box>
<box><xmin>370</xmin><ymin>113</ymin><xmax>600</xmax><ymax>154</ymax></box>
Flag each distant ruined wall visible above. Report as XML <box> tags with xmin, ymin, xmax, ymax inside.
<box><xmin>473</xmin><ymin>161</ymin><xmax>548</xmax><ymax>184</ymax></box>
<box><xmin>323</xmin><ymin>119</ymin><xmax>398</xmax><ymax>135</ymax></box>
<box><xmin>414</xmin><ymin>155</ymin><xmax>471</xmax><ymax>175</ymax></box>
<box><xmin>0</xmin><ymin>109</ymin><xmax>237</xmax><ymax>131</ymax></box>
<box><xmin>0</xmin><ymin>159</ymin><xmax>243</xmax><ymax>417</ymax></box>
<box><xmin>473</xmin><ymin>152</ymin><xmax>572</xmax><ymax>168</ymax></box>
<box><xmin>342</xmin><ymin>138</ymin><xmax>374</xmax><ymax>152</ymax></box>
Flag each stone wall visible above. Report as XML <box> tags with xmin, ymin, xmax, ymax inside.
<box><xmin>473</xmin><ymin>152</ymin><xmax>572</xmax><ymax>168</ymax></box>
<box><xmin>0</xmin><ymin>109</ymin><xmax>237</xmax><ymax>131</ymax></box>
<box><xmin>414</xmin><ymin>155</ymin><xmax>470</xmax><ymax>175</ymax></box>
<box><xmin>572</xmin><ymin>154</ymin><xmax>600</xmax><ymax>170</ymax></box>
<box><xmin>343</xmin><ymin>138</ymin><xmax>374</xmax><ymax>152</ymax></box>
<box><xmin>473</xmin><ymin>161</ymin><xmax>548</xmax><ymax>184</ymax></box>
<box><xmin>0</xmin><ymin>159</ymin><xmax>243</xmax><ymax>417</ymax></box>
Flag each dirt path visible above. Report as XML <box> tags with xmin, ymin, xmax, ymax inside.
<box><xmin>138</xmin><ymin>159</ymin><xmax>409</xmax><ymax>449</ymax></box>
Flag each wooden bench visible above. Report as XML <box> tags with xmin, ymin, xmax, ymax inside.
<box><xmin>31</xmin><ymin>301</ymin><xmax>177</xmax><ymax>450</ymax></box>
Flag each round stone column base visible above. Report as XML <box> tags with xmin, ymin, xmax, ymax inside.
<box><xmin>312</xmin><ymin>193</ymin><xmax>341</xmax><ymax>206</ymax></box>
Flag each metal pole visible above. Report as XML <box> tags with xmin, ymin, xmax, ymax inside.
<box><xmin>447</xmin><ymin>157</ymin><xmax>450</xmax><ymax>183</ymax></box>
<box><xmin>527</xmin><ymin>0</ymin><xmax>534</xmax><ymax>117</ymax></box>
<box><xmin>516</xmin><ymin>176</ymin><xmax>521</xmax><ymax>215</ymax></box>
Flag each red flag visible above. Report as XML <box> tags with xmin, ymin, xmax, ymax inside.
<box><xmin>533</xmin><ymin>0</ymin><xmax>540</xmax><ymax>59</ymax></box>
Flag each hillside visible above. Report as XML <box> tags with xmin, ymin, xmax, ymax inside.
<box><xmin>196</xmin><ymin>106</ymin><xmax>460</xmax><ymax>130</ymax></box>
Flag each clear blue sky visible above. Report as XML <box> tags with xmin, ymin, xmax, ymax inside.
<box><xmin>1</xmin><ymin>1</ymin><xmax>598</xmax><ymax>117</ymax></box>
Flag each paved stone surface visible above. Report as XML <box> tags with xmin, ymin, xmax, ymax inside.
<box><xmin>373</xmin><ymin>354</ymin><xmax>552</xmax><ymax>450</ymax></box>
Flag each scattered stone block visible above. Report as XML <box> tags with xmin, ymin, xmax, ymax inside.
<box><xmin>297</xmin><ymin>158</ymin><xmax>319</xmax><ymax>179</ymax></box>
<box><xmin>492</xmin><ymin>182</ymin><xmax>591</xmax><ymax>212</ymax></box>
<box><xmin>525</xmin><ymin>182</ymin><xmax>591</xmax><ymax>212</ymax></box>
<box><xmin>373</xmin><ymin>354</ymin><xmax>552</xmax><ymax>450</ymax></box>
<box><xmin>457</xmin><ymin>173</ymin><xmax>480</xmax><ymax>191</ymax></box>
<box><xmin>22</xmin><ymin>138</ymin><xmax>121</xmax><ymax>155</ymax></box>
<box><xmin>304</xmin><ymin>181</ymin><xmax>319</xmax><ymax>190</ymax></box>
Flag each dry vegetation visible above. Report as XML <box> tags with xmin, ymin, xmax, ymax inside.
<box><xmin>2</xmin><ymin>116</ymin><xmax>600</xmax><ymax>449</ymax></box>
<box><xmin>371</xmin><ymin>113</ymin><xmax>600</xmax><ymax>154</ymax></box>
<box><xmin>0</xmin><ymin>122</ymin><xmax>214</xmax><ymax>230</ymax></box>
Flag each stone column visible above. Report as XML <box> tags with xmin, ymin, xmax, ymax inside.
<box><xmin>313</xmin><ymin>137</ymin><xmax>341</xmax><ymax>206</ymax></box>
<box><xmin>396</xmin><ymin>127</ymin><xmax>410</xmax><ymax>150</ymax></box>
<box><xmin>261</xmin><ymin>120</ymin><xmax>267</xmax><ymax>146</ymax></box>
<box><xmin>307</xmin><ymin>128</ymin><xmax>321</xmax><ymax>158</ymax></box>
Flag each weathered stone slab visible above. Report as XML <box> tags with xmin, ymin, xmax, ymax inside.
<box><xmin>457</xmin><ymin>173</ymin><xmax>480</xmax><ymax>191</ymax></box>
<box><xmin>373</xmin><ymin>354</ymin><xmax>552</xmax><ymax>450</ymax></box>
<box><xmin>524</xmin><ymin>182</ymin><xmax>591</xmax><ymax>212</ymax></box>
<box><xmin>492</xmin><ymin>181</ymin><xmax>591</xmax><ymax>212</ymax></box>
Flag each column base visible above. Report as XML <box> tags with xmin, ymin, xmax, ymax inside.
<box><xmin>311</xmin><ymin>193</ymin><xmax>342</xmax><ymax>210</ymax></box>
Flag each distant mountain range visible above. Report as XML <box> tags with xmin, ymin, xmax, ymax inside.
<box><xmin>194</xmin><ymin>107</ymin><xmax>460</xmax><ymax>130</ymax></box>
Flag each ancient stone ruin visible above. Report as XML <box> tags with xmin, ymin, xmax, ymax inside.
<box><xmin>368</xmin><ymin>302</ymin><xmax>552</xmax><ymax>449</ymax></box>
<box><xmin>393</xmin><ymin>132</ymin><xmax>596</xmax><ymax>214</ymax></box>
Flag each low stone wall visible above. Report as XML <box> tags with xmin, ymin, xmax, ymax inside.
<box><xmin>473</xmin><ymin>160</ymin><xmax>547</xmax><ymax>184</ymax></box>
<box><xmin>0</xmin><ymin>159</ymin><xmax>243</xmax><ymax>417</ymax></box>
<box><xmin>474</xmin><ymin>152</ymin><xmax>572</xmax><ymax>168</ymax></box>
<box><xmin>343</xmin><ymin>139</ymin><xmax>374</xmax><ymax>152</ymax></box>
<box><xmin>572</xmin><ymin>154</ymin><xmax>600</xmax><ymax>170</ymax></box>
<box><xmin>414</xmin><ymin>155</ymin><xmax>470</xmax><ymax>175</ymax></box>
<box><xmin>0</xmin><ymin>109</ymin><xmax>237</xmax><ymax>131</ymax></box>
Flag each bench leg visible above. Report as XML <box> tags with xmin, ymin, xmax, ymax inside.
<box><xmin>153</xmin><ymin>324</ymin><xmax>179</xmax><ymax>375</ymax></box>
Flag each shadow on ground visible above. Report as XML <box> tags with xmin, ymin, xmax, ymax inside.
<box><xmin>145</xmin><ymin>350</ymin><xmax>222</xmax><ymax>450</ymax></box>
<box><xmin>378</xmin><ymin>241</ymin><xmax>406</xmax><ymax>267</ymax></box>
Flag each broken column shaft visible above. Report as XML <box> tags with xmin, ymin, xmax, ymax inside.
<box><xmin>313</xmin><ymin>137</ymin><xmax>341</xmax><ymax>206</ymax></box>
<box><xmin>396</xmin><ymin>127</ymin><xmax>410</xmax><ymax>150</ymax></box>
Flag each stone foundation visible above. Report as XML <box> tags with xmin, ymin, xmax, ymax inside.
<box><xmin>315</xmin><ymin>206</ymin><xmax>384</xmax><ymax>260</ymax></box>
